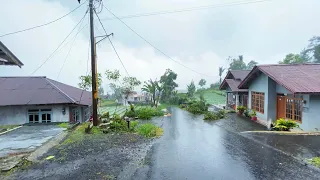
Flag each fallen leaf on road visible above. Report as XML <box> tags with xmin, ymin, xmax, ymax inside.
<box><xmin>45</xmin><ymin>156</ymin><xmax>55</xmax><ymax>160</ymax></box>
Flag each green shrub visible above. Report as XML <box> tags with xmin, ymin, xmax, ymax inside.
<box><xmin>273</xmin><ymin>118</ymin><xmax>299</xmax><ymax>131</ymax></box>
<box><xmin>244</xmin><ymin>109</ymin><xmax>250</xmax><ymax>117</ymax></box>
<box><xmin>250</xmin><ymin>110</ymin><xmax>256</xmax><ymax>117</ymax></box>
<box><xmin>137</xmin><ymin>123</ymin><xmax>163</xmax><ymax>138</ymax></box>
<box><xmin>124</xmin><ymin>110</ymin><xmax>136</xmax><ymax>118</ymax></box>
<box><xmin>186</xmin><ymin>99</ymin><xmax>208</xmax><ymax>114</ymax></box>
<box><xmin>135</xmin><ymin>107</ymin><xmax>164</xmax><ymax>120</ymax></box>
<box><xmin>237</xmin><ymin>106</ymin><xmax>246</xmax><ymax>112</ymax></box>
<box><xmin>204</xmin><ymin>110</ymin><xmax>226</xmax><ymax>120</ymax></box>
<box><xmin>101</xmin><ymin>112</ymin><xmax>110</xmax><ymax>119</ymax></box>
<box><xmin>58</xmin><ymin>123</ymin><xmax>69</xmax><ymax>128</ymax></box>
<box><xmin>204</xmin><ymin>112</ymin><xmax>218</xmax><ymax>120</ymax></box>
<box><xmin>308</xmin><ymin>157</ymin><xmax>320</xmax><ymax>168</ymax></box>
<box><xmin>226</xmin><ymin>110</ymin><xmax>236</xmax><ymax>113</ymax></box>
<box><xmin>179</xmin><ymin>104</ymin><xmax>186</xmax><ymax>108</ymax></box>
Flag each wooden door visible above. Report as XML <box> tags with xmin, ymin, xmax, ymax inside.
<box><xmin>243</xmin><ymin>95</ymin><xmax>248</xmax><ymax>108</ymax></box>
<box><xmin>277</xmin><ymin>95</ymin><xmax>286</xmax><ymax>119</ymax></box>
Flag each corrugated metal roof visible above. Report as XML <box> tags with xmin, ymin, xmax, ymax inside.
<box><xmin>229</xmin><ymin>70</ymin><xmax>250</xmax><ymax>80</ymax></box>
<box><xmin>0</xmin><ymin>41</ymin><xmax>24</xmax><ymax>67</ymax></box>
<box><xmin>0</xmin><ymin>77</ymin><xmax>92</xmax><ymax>106</ymax></box>
<box><xmin>222</xmin><ymin>79</ymin><xmax>248</xmax><ymax>92</ymax></box>
<box><xmin>219</xmin><ymin>70</ymin><xmax>250</xmax><ymax>92</ymax></box>
<box><xmin>238</xmin><ymin>64</ymin><xmax>320</xmax><ymax>93</ymax></box>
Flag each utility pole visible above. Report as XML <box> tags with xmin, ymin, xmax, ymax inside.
<box><xmin>89</xmin><ymin>0</ymin><xmax>98</xmax><ymax>126</ymax></box>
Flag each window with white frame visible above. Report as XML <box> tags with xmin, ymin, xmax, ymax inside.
<box><xmin>28</xmin><ymin>109</ymin><xmax>52</xmax><ymax>123</ymax></box>
<box><xmin>72</xmin><ymin>108</ymin><xmax>80</xmax><ymax>122</ymax></box>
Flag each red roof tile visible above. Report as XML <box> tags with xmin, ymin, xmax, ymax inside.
<box><xmin>239</xmin><ymin>64</ymin><xmax>320</xmax><ymax>93</ymax></box>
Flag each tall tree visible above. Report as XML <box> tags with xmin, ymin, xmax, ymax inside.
<box><xmin>228</xmin><ymin>55</ymin><xmax>247</xmax><ymax>70</ymax></box>
<box><xmin>187</xmin><ymin>80</ymin><xmax>196</xmax><ymax>98</ymax></box>
<box><xmin>122</xmin><ymin>76</ymin><xmax>141</xmax><ymax>106</ymax></box>
<box><xmin>160</xmin><ymin>69</ymin><xmax>178</xmax><ymax>101</ymax></box>
<box><xmin>302</xmin><ymin>36</ymin><xmax>320</xmax><ymax>63</ymax></box>
<box><xmin>142</xmin><ymin>79</ymin><xmax>162</xmax><ymax>107</ymax></box>
<box><xmin>218</xmin><ymin>67</ymin><xmax>225</xmax><ymax>84</ymax></box>
<box><xmin>278</xmin><ymin>53</ymin><xmax>307</xmax><ymax>64</ymax></box>
<box><xmin>246</xmin><ymin>60</ymin><xmax>258</xmax><ymax>70</ymax></box>
<box><xmin>78</xmin><ymin>73</ymin><xmax>102</xmax><ymax>91</ymax></box>
<box><xmin>98</xmin><ymin>86</ymin><xmax>104</xmax><ymax>96</ymax></box>
<box><xmin>198</xmin><ymin>79</ymin><xmax>206</xmax><ymax>88</ymax></box>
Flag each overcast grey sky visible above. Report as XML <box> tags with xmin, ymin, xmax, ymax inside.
<box><xmin>1</xmin><ymin>0</ymin><xmax>319</xmax><ymax>92</ymax></box>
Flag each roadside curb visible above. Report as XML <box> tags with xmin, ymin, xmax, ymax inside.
<box><xmin>241</xmin><ymin>131</ymin><xmax>320</xmax><ymax>135</ymax></box>
<box><xmin>0</xmin><ymin>126</ymin><xmax>22</xmax><ymax>136</ymax></box>
<box><xmin>27</xmin><ymin>131</ymin><xmax>68</xmax><ymax>162</ymax></box>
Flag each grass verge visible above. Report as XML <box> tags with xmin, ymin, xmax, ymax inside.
<box><xmin>137</xmin><ymin>123</ymin><xmax>163</xmax><ymax>138</ymax></box>
<box><xmin>61</xmin><ymin>122</ymin><xmax>102</xmax><ymax>145</ymax></box>
<box><xmin>57</xmin><ymin>123</ymin><xmax>69</xmax><ymax>129</ymax></box>
<box><xmin>308</xmin><ymin>157</ymin><xmax>320</xmax><ymax>168</ymax></box>
<box><xmin>0</xmin><ymin>125</ymin><xmax>20</xmax><ymax>133</ymax></box>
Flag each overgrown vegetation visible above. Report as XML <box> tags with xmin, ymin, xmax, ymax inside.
<box><xmin>0</xmin><ymin>125</ymin><xmax>19</xmax><ymax>133</ymax></box>
<box><xmin>62</xmin><ymin>123</ymin><xmax>103</xmax><ymax>145</ymax></box>
<box><xmin>308</xmin><ymin>157</ymin><xmax>320</xmax><ymax>168</ymax></box>
<box><xmin>273</xmin><ymin>118</ymin><xmax>299</xmax><ymax>131</ymax></box>
<box><xmin>137</xmin><ymin>123</ymin><xmax>163</xmax><ymax>138</ymax></box>
<box><xmin>57</xmin><ymin>123</ymin><xmax>69</xmax><ymax>129</ymax></box>
<box><xmin>124</xmin><ymin>107</ymin><xmax>164</xmax><ymax>120</ymax></box>
<box><xmin>204</xmin><ymin>110</ymin><xmax>226</xmax><ymax>120</ymax></box>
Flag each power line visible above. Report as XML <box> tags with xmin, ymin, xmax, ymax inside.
<box><xmin>79</xmin><ymin>39</ymin><xmax>91</xmax><ymax>104</ymax></box>
<box><xmin>102</xmin><ymin>5</ymin><xmax>213</xmax><ymax>78</ymax></box>
<box><xmin>101</xmin><ymin>0</ymin><xmax>273</xmax><ymax>21</ymax></box>
<box><xmin>0</xmin><ymin>0</ymin><xmax>87</xmax><ymax>38</ymax></box>
<box><xmin>94</xmin><ymin>8</ymin><xmax>130</xmax><ymax>77</ymax></box>
<box><xmin>57</xmin><ymin>13</ymin><xmax>88</xmax><ymax>79</ymax></box>
<box><xmin>30</xmin><ymin>9</ymin><xmax>89</xmax><ymax>75</ymax></box>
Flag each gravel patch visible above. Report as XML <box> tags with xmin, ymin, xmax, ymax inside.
<box><xmin>3</xmin><ymin>133</ymin><xmax>151</xmax><ymax>180</ymax></box>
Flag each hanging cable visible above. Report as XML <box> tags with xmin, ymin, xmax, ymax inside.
<box><xmin>101</xmin><ymin>0</ymin><xmax>273</xmax><ymax>21</ymax></box>
<box><xmin>30</xmin><ymin>8</ymin><xmax>89</xmax><ymax>75</ymax></box>
<box><xmin>0</xmin><ymin>0</ymin><xmax>87</xmax><ymax>38</ymax></box>
<box><xmin>57</xmin><ymin>13</ymin><xmax>88</xmax><ymax>79</ymax></box>
<box><xmin>93</xmin><ymin>9</ymin><xmax>130</xmax><ymax>77</ymax></box>
<box><xmin>102</xmin><ymin>5</ymin><xmax>213</xmax><ymax>78</ymax></box>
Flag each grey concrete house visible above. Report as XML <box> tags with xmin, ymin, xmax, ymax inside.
<box><xmin>219</xmin><ymin>70</ymin><xmax>250</xmax><ymax>110</ymax></box>
<box><xmin>238</xmin><ymin>64</ymin><xmax>320</xmax><ymax>131</ymax></box>
<box><xmin>0</xmin><ymin>41</ymin><xmax>23</xmax><ymax>67</ymax></box>
<box><xmin>0</xmin><ymin>77</ymin><xmax>92</xmax><ymax>125</ymax></box>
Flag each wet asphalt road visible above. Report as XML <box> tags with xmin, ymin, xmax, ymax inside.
<box><xmin>136</xmin><ymin>107</ymin><xmax>320</xmax><ymax>180</ymax></box>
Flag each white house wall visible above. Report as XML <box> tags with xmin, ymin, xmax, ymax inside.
<box><xmin>0</xmin><ymin>104</ymin><xmax>70</xmax><ymax>125</ymax></box>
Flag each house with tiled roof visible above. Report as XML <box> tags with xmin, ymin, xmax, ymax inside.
<box><xmin>0</xmin><ymin>77</ymin><xmax>92</xmax><ymax>125</ymax></box>
<box><xmin>219</xmin><ymin>70</ymin><xmax>250</xmax><ymax>110</ymax></box>
<box><xmin>238</xmin><ymin>64</ymin><xmax>320</xmax><ymax>131</ymax></box>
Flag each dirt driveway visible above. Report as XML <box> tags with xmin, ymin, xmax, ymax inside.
<box><xmin>0</xmin><ymin>125</ymin><xmax>65</xmax><ymax>158</ymax></box>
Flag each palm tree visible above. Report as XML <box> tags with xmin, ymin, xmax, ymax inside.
<box><xmin>142</xmin><ymin>79</ymin><xmax>162</xmax><ymax>107</ymax></box>
<box><xmin>219</xmin><ymin>66</ymin><xmax>225</xmax><ymax>84</ymax></box>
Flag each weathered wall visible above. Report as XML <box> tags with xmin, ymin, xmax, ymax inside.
<box><xmin>248</xmin><ymin>73</ymin><xmax>268</xmax><ymax>121</ymax></box>
<box><xmin>267</xmin><ymin>78</ymin><xmax>277</xmax><ymax>121</ymax></box>
<box><xmin>300</xmin><ymin>95</ymin><xmax>320</xmax><ymax>131</ymax></box>
<box><xmin>0</xmin><ymin>104</ymin><xmax>70</xmax><ymax>125</ymax></box>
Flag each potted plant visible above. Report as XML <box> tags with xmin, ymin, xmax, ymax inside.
<box><xmin>250</xmin><ymin>110</ymin><xmax>257</xmax><ymax>121</ymax></box>
<box><xmin>236</xmin><ymin>106</ymin><xmax>246</xmax><ymax>115</ymax></box>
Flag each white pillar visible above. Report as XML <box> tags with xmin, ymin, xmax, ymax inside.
<box><xmin>236</xmin><ymin>93</ymin><xmax>239</xmax><ymax>110</ymax></box>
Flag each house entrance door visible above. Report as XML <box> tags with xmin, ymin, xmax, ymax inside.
<box><xmin>277</xmin><ymin>95</ymin><xmax>286</xmax><ymax>119</ymax></box>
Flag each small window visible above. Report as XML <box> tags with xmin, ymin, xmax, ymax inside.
<box><xmin>251</xmin><ymin>92</ymin><xmax>265</xmax><ymax>114</ymax></box>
